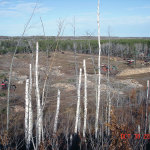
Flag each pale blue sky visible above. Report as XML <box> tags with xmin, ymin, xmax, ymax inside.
<box><xmin>0</xmin><ymin>0</ymin><xmax>150</xmax><ymax>37</ymax></box>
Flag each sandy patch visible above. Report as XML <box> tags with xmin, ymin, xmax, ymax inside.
<box><xmin>51</xmin><ymin>83</ymin><xmax>76</xmax><ymax>92</ymax></box>
<box><xmin>101</xmin><ymin>84</ymin><xmax>124</xmax><ymax>94</ymax></box>
<box><xmin>117</xmin><ymin>67</ymin><xmax>150</xmax><ymax>76</ymax></box>
<box><xmin>117</xmin><ymin>79</ymin><xmax>143</xmax><ymax>88</ymax></box>
<box><xmin>13</xmin><ymin>105</ymin><xmax>24</xmax><ymax>113</ymax></box>
<box><xmin>51</xmin><ymin>66</ymin><xmax>64</xmax><ymax>76</ymax></box>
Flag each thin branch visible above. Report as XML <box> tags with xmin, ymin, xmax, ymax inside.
<box><xmin>7</xmin><ymin>0</ymin><xmax>38</xmax><ymax>131</ymax></box>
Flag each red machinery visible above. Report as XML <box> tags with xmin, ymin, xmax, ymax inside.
<box><xmin>126</xmin><ymin>59</ymin><xmax>134</xmax><ymax>65</ymax></box>
<box><xmin>101</xmin><ymin>64</ymin><xmax>118</xmax><ymax>75</ymax></box>
<box><xmin>0</xmin><ymin>82</ymin><xmax>7</xmax><ymax>89</ymax></box>
<box><xmin>0</xmin><ymin>81</ymin><xmax>16</xmax><ymax>91</ymax></box>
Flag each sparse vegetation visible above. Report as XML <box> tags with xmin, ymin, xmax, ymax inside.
<box><xmin>0</xmin><ymin>92</ymin><xmax>6</xmax><ymax>97</ymax></box>
<box><xmin>0</xmin><ymin>0</ymin><xmax>150</xmax><ymax>149</ymax></box>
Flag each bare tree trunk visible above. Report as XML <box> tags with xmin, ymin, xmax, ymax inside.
<box><xmin>25</xmin><ymin>79</ymin><xmax>29</xmax><ymax>149</ymax></box>
<box><xmin>40</xmin><ymin>16</ymin><xmax>46</xmax><ymax>143</ymax></box>
<box><xmin>35</xmin><ymin>42</ymin><xmax>42</xmax><ymax>146</ymax></box>
<box><xmin>149</xmin><ymin>114</ymin><xmax>150</xmax><ymax>133</ymax></box>
<box><xmin>138</xmin><ymin>125</ymin><xmax>140</xmax><ymax>134</ymax></box>
<box><xmin>39</xmin><ymin>20</ymin><xmax>65</xmax><ymax>143</ymax></box>
<box><xmin>25</xmin><ymin>65</ymin><xmax>33</xmax><ymax>149</ymax></box>
<box><xmin>75</xmin><ymin>68</ymin><xmax>82</xmax><ymax>134</ymax></box>
<box><xmin>83</xmin><ymin>60</ymin><xmax>87</xmax><ymax>138</ymax></box>
<box><xmin>73</xmin><ymin>17</ymin><xmax>79</xmax><ymax>102</ymax></box>
<box><xmin>105</xmin><ymin>103</ymin><xmax>108</xmax><ymax>135</ymax></box>
<box><xmin>28</xmin><ymin>64</ymin><xmax>33</xmax><ymax>145</ymax></box>
<box><xmin>107</xmin><ymin>28</ymin><xmax>111</xmax><ymax>136</ymax></box>
<box><xmin>86</xmin><ymin>32</ymin><xmax>98</xmax><ymax>114</ymax></box>
<box><xmin>145</xmin><ymin>80</ymin><xmax>149</xmax><ymax>133</ymax></box>
<box><xmin>95</xmin><ymin>0</ymin><xmax>101</xmax><ymax>138</ymax></box>
<box><xmin>78</xmin><ymin>105</ymin><xmax>81</xmax><ymax>134</ymax></box>
<box><xmin>53</xmin><ymin>89</ymin><xmax>61</xmax><ymax>134</ymax></box>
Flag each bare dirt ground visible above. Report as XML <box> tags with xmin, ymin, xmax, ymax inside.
<box><xmin>0</xmin><ymin>51</ymin><xmax>149</xmax><ymax>117</ymax></box>
<box><xmin>117</xmin><ymin>67</ymin><xmax>150</xmax><ymax>77</ymax></box>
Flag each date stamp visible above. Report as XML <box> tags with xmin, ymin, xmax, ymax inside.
<box><xmin>121</xmin><ymin>134</ymin><xmax>150</xmax><ymax>139</ymax></box>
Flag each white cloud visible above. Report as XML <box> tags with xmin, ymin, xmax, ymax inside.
<box><xmin>0</xmin><ymin>1</ymin><xmax>54</xmax><ymax>36</ymax></box>
<box><xmin>0</xmin><ymin>1</ymin><xmax>53</xmax><ymax>18</ymax></box>
<box><xmin>0</xmin><ymin>0</ymin><xmax>10</xmax><ymax>6</ymax></box>
<box><xmin>0</xmin><ymin>10</ymin><xmax>20</xmax><ymax>17</ymax></box>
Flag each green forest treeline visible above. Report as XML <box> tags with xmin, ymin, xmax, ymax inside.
<box><xmin>0</xmin><ymin>38</ymin><xmax>150</xmax><ymax>58</ymax></box>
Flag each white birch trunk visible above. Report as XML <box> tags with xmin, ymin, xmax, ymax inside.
<box><xmin>75</xmin><ymin>68</ymin><xmax>82</xmax><ymax>134</ymax></box>
<box><xmin>95</xmin><ymin>0</ymin><xmax>101</xmax><ymax>138</ymax></box>
<box><xmin>147</xmin><ymin>80</ymin><xmax>149</xmax><ymax>100</ymax></box>
<box><xmin>77</xmin><ymin>106</ymin><xmax>81</xmax><ymax>134</ymax></box>
<box><xmin>138</xmin><ymin>125</ymin><xmax>140</xmax><ymax>134</ymax></box>
<box><xmin>107</xmin><ymin>98</ymin><xmax>111</xmax><ymax>136</ymax></box>
<box><xmin>105</xmin><ymin>101</ymin><xmax>108</xmax><ymax>135</ymax></box>
<box><xmin>41</xmin><ymin>76</ymin><xmax>46</xmax><ymax>143</ymax></box>
<box><xmin>145</xmin><ymin>80</ymin><xmax>149</xmax><ymax>133</ymax></box>
<box><xmin>53</xmin><ymin>89</ymin><xmax>61</xmax><ymax>134</ymax></box>
<box><xmin>149</xmin><ymin>114</ymin><xmax>150</xmax><ymax>133</ymax></box>
<box><xmin>28</xmin><ymin>64</ymin><xmax>33</xmax><ymax>144</ymax></box>
<box><xmin>107</xmin><ymin>80</ymin><xmax>111</xmax><ymax>136</ymax></box>
<box><xmin>25</xmin><ymin>79</ymin><xmax>29</xmax><ymax>146</ymax></box>
<box><xmin>35</xmin><ymin>42</ymin><xmax>42</xmax><ymax>145</ymax></box>
<box><xmin>83</xmin><ymin>60</ymin><xmax>87</xmax><ymax>137</ymax></box>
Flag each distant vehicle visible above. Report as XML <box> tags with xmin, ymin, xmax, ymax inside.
<box><xmin>0</xmin><ymin>80</ymin><xmax>16</xmax><ymax>91</ymax></box>
<box><xmin>144</xmin><ymin>57</ymin><xmax>150</xmax><ymax>66</ymax></box>
<box><xmin>101</xmin><ymin>64</ymin><xmax>118</xmax><ymax>75</ymax></box>
<box><xmin>126</xmin><ymin>59</ymin><xmax>134</xmax><ymax>66</ymax></box>
<box><xmin>144</xmin><ymin>57</ymin><xmax>150</xmax><ymax>62</ymax></box>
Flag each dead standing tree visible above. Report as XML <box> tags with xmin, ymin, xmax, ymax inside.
<box><xmin>53</xmin><ymin>89</ymin><xmax>61</xmax><ymax>134</ymax></box>
<box><xmin>25</xmin><ymin>69</ymin><xmax>33</xmax><ymax>150</ymax></box>
<box><xmin>107</xmin><ymin>27</ymin><xmax>111</xmax><ymax>136</ymax></box>
<box><xmin>72</xmin><ymin>17</ymin><xmax>79</xmax><ymax>91</ymax></box>
<box><xmin>6</xmin><ymin>1</ymin><xmax>38</xmax><ymax>131</ymax></box>
<box><xmin>25</xmin><ymin>79</ymin><xmax>29</xmax><ymax>149</ymax></box>
<box><xmin>68</xmin><ymin>16</ymin><xmax>79</xmax><ymax>96</ymax></box>
<box><xmin>95</xmin><ymin>0</ymin><xmax>102</xmax><ymax>139</ymax></box>
<box><xmin>145</xmin><ymin>80</ymin><xmax>149</xmax><ymax>134</ymax></box>
<box><xmin>83</xmin><ymin>60</ymin><xmax>87</xmax><ymax>138</ymax></box>
<box><xmin>36</xmin><ymin>19</ymin><xmax>65</xmax><ymax>147</ymax></box>
<box><xmin>75</xmin><ymin>68</ymin><xmax>82</xmax><ymax>134</ymax></box>
<box><xmin>41</xmin><ymin>19</ymin><xmax>65</xmax><ymax>109</ymax></box>
<box><xmin>35</xmin><ymin>42</ymin><xmax>42</xmax><ymax>147</ymax></box>
<box><xmin>28</xmin><ymin>64</ymin><xmax>33</xmax><ymax>146</ymax></box>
